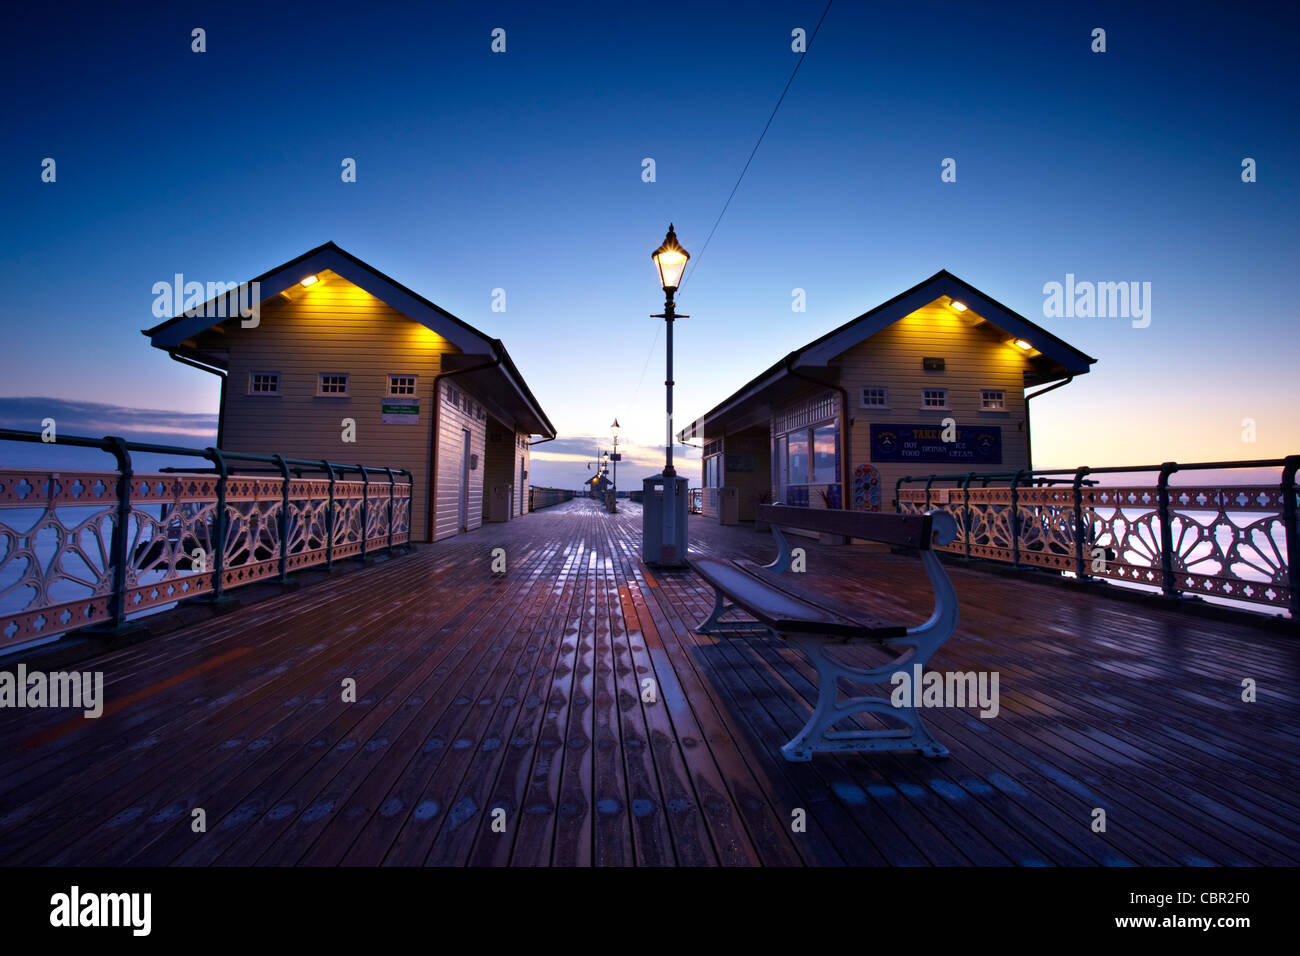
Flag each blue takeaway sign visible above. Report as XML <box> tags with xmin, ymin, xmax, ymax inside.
<box><xmin>870</xmin><ymin>423</ymin><xmax>1002</xmax><ymax>464</ymax></box>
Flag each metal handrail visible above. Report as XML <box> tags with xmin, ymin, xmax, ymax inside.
<box><xmin>0</xmin><ymin>427</ymin><xmax>415</xmax><ymax>645</ymax></box>
<box><xmin>893</xmin><ymin>455</ymin><xmax>1298</xmax><ymax>618</ymax></box>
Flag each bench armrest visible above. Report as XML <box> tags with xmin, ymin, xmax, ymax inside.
<box><xmin>910</xmin><ymin>509</ymin><xmax>959</xmax><ymax>646</ymax></box>
<box><xmin>927</xmin><ymin>509</ymin><xmax>958</xmax><ymax>547</ymax></box>
<box><xmin>763</xmin><ymin>524</ymin><xmax>796</xmax><ymax>574</ymax></box>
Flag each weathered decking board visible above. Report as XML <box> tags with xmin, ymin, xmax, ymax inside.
<box><xmin>1</xmin><ymin>498</ymin><xmax>1298</xmax><ymax>866</ymax></box>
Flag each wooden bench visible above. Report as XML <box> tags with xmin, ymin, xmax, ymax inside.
<box><xmin>688</xmin><ymin>504</ymin><xmax>960</xmax><ymax>762</ymax></box>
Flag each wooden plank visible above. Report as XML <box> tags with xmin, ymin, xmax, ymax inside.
<box><xmin>3</xmin><ymin>497</ymin><xmax>1298</xmax><ymax>868</ymax></box>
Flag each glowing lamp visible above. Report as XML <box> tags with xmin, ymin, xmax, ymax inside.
<box><xmin>651</xmin><ymin>224</ymin><xmax>690</xmax><ymax>293</ymax></box>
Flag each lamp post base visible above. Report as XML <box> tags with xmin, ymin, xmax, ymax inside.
<box><xmin>641</xmin><ymin>472</ymin><xmax>690</xmax><ymax>567</ymax></box>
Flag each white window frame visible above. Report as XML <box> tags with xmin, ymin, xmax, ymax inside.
<box><xmin>387</xmin><ymin>373</ymin><xmax>418</xmax><ymax>397</ymax></box>
<box><xmin>980</xmin><ymin>388</ymin><xmax>1007</xmax><ymax>411</ymax></box>
<box><xmin>860</xmin><ymin>386</ymin><xmax>889</xmax><ymax>409</ymax></box>
<box><xmin>921</xmin><ymin>388</ymin><xmax>949</xmax><ymax>410</ymax></box>
<box><xmin>248</xmin><ymin>371</ymin><xmax>281</xmax><ymax>396</ymax></box>
<box><xmin>316</xmin><ymin>373</ymin><xmax>350</xmax><ymax>397</ymax></box>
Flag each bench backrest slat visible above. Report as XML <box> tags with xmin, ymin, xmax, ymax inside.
<box><xmin>757</xmin><ymin>504</ymin><xmax>935</xmax><ymax>550</ymax></box>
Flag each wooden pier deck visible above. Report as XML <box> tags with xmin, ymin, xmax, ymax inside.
<box><xmin>2</xmin><ymin>497</ymin><xmax>1298</xmax><ymax>867</ymax></box>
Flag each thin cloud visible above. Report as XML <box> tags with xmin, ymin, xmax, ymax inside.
<box><xmin>0</xmin><ymin>396</ymin><xmax>218</xmax><ymax>443</ymax></box>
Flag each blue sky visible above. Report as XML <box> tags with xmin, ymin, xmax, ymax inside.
<box><xmin>2</xmin><ymin>0</ymin><xmax>1296</xmax><ymax>488</ymax></box>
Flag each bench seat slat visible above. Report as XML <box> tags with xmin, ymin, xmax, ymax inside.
<box><xmin>757</xmin><ymin>504</ymin><xmax>933</xmax><ymax>549</ymax></box>
<box><xmin>689</xmin><ymin>556</ymin><xmax>906</xmax><ymax>640</ymax></box>
<box><xmin>732</xmin><ymin>559</ymin><xmax>906</xmax><ymax>635</ymax></box>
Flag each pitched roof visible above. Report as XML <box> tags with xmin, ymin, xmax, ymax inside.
<box><xmin>142</xmin><ymin>241</ymin><xmax>555</xmax><ymax>437</ymax></box>
<box><xmin>144</xmin><ymin>241</ymin><xmax>491</xmax><ymax>352</ymax></box>
<box><xmin>681</xmin><ymin>269</ymin><xmax>1096</xmax><ymax>438</ymax></box>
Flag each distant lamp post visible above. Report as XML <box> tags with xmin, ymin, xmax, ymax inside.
<box><xmin>588</xmin><ymin>447</ymin><xmax>607</xmax><ymax>499</ymax></box>
<box><xmin>610</xmin><ymin>419</ymin><xmax>620</xmax><ymax>489</ymax></box>
<box><xmin>609</xmin><ymin>418</ymin><xmax>621</xmax><ymax>513</ymax></box>
<box><xmin>644</xmin><ymin>224</ymin><xmax>691</xmax><ymax>566</ymax></box>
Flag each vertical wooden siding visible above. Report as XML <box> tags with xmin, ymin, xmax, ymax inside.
<box><xmin>433</xmin><ymin>379</ymin><xmax>487</xmax><ymax>540</ymax></box>
<box><xmin>515</xmin><ymin>431</ymin><xmax>531</xmax><ymax>517</ymax></box>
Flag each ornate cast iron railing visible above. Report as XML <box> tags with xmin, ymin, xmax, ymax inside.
<box><xmin>0</xmin><ymin>428</ymin><xmax>413</xmax><ymax>651</ymax></box>
<box><xmin>688</xmin><ymin>488</ymin><xmax>703</xmax><ymax>514</ymax></box>
<box><xmin>895</xmin><ymin>457</ymin><xmax>1299</xmax><ymax>616</ymax></box>
<box><xmin>528</xmin><ymin>486</ymin><xmax>575</xmax><ymax>511</ymax></box>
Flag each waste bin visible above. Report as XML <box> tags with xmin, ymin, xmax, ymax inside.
<box><xmin>718</xmin><ymin>486</ymin><xmax>739</xmax><ymax>525</ymax></box>
<box><xmin>641</xmin><ymin>473</ymin><xmax>689</xmax><ymax>566</ymax></box>
<box><xmin>487</xmin><ymin>483</ymin><xmax>512</xmax><ymax>522</ymax></box>
<box><xmin>605</xmin><ymin>489</ymin><xmax>617</xmax><ymax>513</ymax></box>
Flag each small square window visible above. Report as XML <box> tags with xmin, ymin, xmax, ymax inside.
<box><xmin>249</xmin><ymin>372</ymin><xmax>280</xmax><ymax>395</ymax></box>
<box><xmin>861</xmin><ymin>386</ymin><xmax>889</xmax><ymax>408</ymax></box>
<box><xmin>981</xmin><ymin>389</ymin><xmax>1006</xmax><ymax>410</ymax></box>
<box><xmin>388</xmin><ymin>374</ymin><xmax>417</xmax><ymax>396</ymax></box>
<box><xmin>922</xmin><ymin>388</ymin><xmax>948</xmax><ymax>409</ymax></box>
<box><xmin>318</xmin><ymin>373</ymin><xmax>349</xmax><ymax>396</ymax></box>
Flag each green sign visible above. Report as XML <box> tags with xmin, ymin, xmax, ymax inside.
<box><xmin>382</xmin><ymin>398</ymin><xmax>419</xmax><ymax>425</ymax></box>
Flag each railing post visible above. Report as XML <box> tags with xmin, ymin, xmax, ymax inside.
<box><xmin>1281</xmin><ymin>455</ymin><xmax>1299</xmax><ymax>618</ymax></box>
<box><xmin>104</xmin><ymin>436</ymin><xmax>133</xmax><ymax>630</ymax></box>
<box><xmin>961</xmin><ymin>472</ymin><xmax>974</xmax><ymax>559</ymax></box>
<box><xmin>385</xmin><ymin>466</ymin><xmax>395</xmax><ymax>557</ymax></box>
<box><xmin>273</xmin><ymin>455</ymin><xmax>291</xmax><ymax>585</ymax></box>
<box><xmin>894</xmin><ymin>476</ymin><xmax>910</xmax><ymax>512</ymax></box>
<box><xmin>358</xmin><ymin>464</ymin><xmax>369</xmax><ymax>564</ymax></box>
<box><xmin>1073</xmin><ymin>466</ymin><xmax>1091</xmax><ymax>581</ymax></box>
<box><xmin>1010</xmin><ymin>469</ymin><xmax>1025</xmax><ymax>568</ymax></box>
<box><xmin>924</xmin><ymin>474</ymin><xmax>935</xmax><ymax>512</ymax></box>
<box><xmin>205</xmin><ymin>447</ymin><xmax>228</xmax><ymax>602</ymax></box>
<box><xmin>401</xmin><ymin>469</ymin><xmax>413</xmax><ymax>548</ymax></box>
<box><xmin>321</xmin><ymin>460</ymin><xmax>336</xmax><ymax>571</ymax></box>
<box><xmin>1157</xmin><ymin>461</ymin><xmax>1179</xmax><ymax>597</ymax></box>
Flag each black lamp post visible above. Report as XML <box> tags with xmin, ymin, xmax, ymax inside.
<box><xmin>588</xmin><ymin>447</ymin><xmax>606</xmax><ymax>499</ymax></box>
<box><xmin>644</xmin><ymin>224</ymin><xmax>690</xmax><ymax>565</ymax></box>
<box><xmin>610</xmin><ymin>418</ymin><xmax>621</xmax><ymax>512</ymax></box>
<box><xmin>651</xmin><ymin>224</ymin><xmax>689</xmax><ymax>475</ymax></box>
<box><xmin>610</xmin><ymin>418</ymin><xmax>620</xmax><ymax>492</ymax></box>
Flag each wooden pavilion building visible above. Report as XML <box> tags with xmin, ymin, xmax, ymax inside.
<box><xmin>678</xmin><ymin>270</ymin><xmax>1096</xmax><ymax>521</ymax></box>
<box><xmin>144</xmin><ymin>242</ymin><xmax>556</xmax><ymax>541</ymax></box>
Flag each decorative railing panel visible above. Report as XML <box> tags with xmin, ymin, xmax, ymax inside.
<box><xmin>896</xmin><ymin>457</ymin><xmax>1298</xmax><ymax>615</ymax></box>
<box><xmin>1</xmin><ymin>430</ymin><xmax>413</xmax><ymax>651</ymax></box>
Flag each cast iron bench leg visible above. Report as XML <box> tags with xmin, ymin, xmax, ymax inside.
<box><xmin>696</xmin><ymin>587</ymin><xmax>777</xmax><ymax>636</ymax></box>
<box><xmin>781</xmin><ymin>525</ymin><xmax>960</xmax><ymax>761</ymax></box>
<box><xmin>779</xmin><ymin>636</ymin><xmax>951</xmax><ymax>761</ymax></box>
